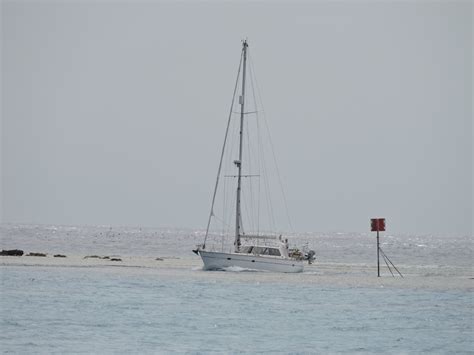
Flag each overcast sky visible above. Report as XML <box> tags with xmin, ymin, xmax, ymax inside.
<box><xmin>1</xmin><ymin>1</ymin><xmax>472</xmax><ymax>236</ymax></box>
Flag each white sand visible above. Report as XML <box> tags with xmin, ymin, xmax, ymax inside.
<box><xmin>1</xmin><ymin>254</ymin><xmax>472</xmax><ymax>291</ymax></box>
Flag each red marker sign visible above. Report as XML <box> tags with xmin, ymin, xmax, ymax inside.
<box><xmin>371</xmin><ymin>218</ymin><xmax>385</xmax><ymax>232</ymax></box>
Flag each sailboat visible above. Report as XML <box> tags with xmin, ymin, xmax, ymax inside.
<box><xmin>193</xmin><ymin>40</ymin><xmax>315</xmax><ymax>273</ymax></box>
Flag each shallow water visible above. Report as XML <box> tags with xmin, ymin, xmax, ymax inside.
<box><xmin>0</xmin><ymin>224</ymin><xmax>473</xmax><ymax>353</ymax></box>
<box><xmin>1</xmin><ymin>265</ymin><xmax>472</xmax><ymax>354</ymax></box>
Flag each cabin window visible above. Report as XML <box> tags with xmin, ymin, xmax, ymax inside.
<box><xmin>267</xmin><ymin>248</ymin><xmax>281</xmax><ymax>256</ymax></box>
<box><xmin>251</xmin><ymin>247</ymin><xmax>281</xmax><ymax>256</ymax></box>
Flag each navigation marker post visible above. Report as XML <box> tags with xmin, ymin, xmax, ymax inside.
<box><xmin>371</xmin><ymin>218</ymin><xmax>385</xmax><ymax>277</ymax></box>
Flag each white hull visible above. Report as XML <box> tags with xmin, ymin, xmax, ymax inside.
<box><xmin>198</xmin><ymin>250</ymin><xmax>304</xmax><ymax>273</ymax></box>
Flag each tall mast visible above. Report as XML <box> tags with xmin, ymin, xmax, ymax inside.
<box><xmin>234</xmin><ymin>40</ymin><xmax>248</xmax><ymax>252</ymax></box>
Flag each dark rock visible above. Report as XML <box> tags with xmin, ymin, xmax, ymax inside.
<box><xmin>0</xmin><ymin>249</ymin><xmax>24</xmax><ymax>256</ymax></box>
<box><xmin>84</xmin><ymin>255</ymin><xmax>101</xmax><ymax>259</ymax></box>
<box><xmin>54</xmin><ymin>254</ymin><xmax>67</xmax><ymax>258</ymax></box>
<box><xmin>26</xmin><ymin>252</ymin><xmax>47</xmax><ymax>257</ymax></box>
<box><xmin>110</xmin><ymin>258</ymin><xmax>122</xmax><ymax>262</ymax></box>
<box><xmin>155</xmin><ymin>257</ymin><xmax>164</xmax><ymax>261</ymax></box>
<box><xmin>102</xmin><ymin>256</ymin><xmax>110</xmax><ymax>260</ymax></box>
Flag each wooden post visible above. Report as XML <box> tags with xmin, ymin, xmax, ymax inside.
<box><xmin>377</xmin><ymin>230</ymin><xmax>380</xmax><ymax>277</ymax></box>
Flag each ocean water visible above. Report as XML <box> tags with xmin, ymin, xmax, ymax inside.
<box><xmin>1</xmin><ymin>224</ymin><xmax>473</xmax><ymax>353</ymax></box>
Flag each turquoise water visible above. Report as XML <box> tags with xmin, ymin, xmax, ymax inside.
<box><xmin>1</xmin><ymin>225</ymin><xmax>473</xmax><ymax>353</ymax></box>
<box><xmin>1</xmin><ymin>265</ymin><xmax>472</xmax><ymax>353</ymax></box>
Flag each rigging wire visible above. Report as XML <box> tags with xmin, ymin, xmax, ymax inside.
<box><xmin>244</xmin><ymin>98</ymin><xmax>256</xmax><ymax>233</ymax></box>
<box><xmin>381</xmin><ymin>252</ymin><xmax>395</xmax><ymax>277</ymax></box>
<box><xmin>379</xmin><ymin>247</ymin><xmax>404</xmax><ymax>277</ymax></box>
<box><xmin>244</xmin><ymin>50</ymin><xmax>264</xmax><ymax>235</ymax></box>
<box><xmin>248</xmin><ymin>53</ymin><xmax>294</xmax><ymax>234</ymax></box>
<box><xmin>248</xmin><ymin>53</ymin><xmax>276</xmax><ymax>232</ymax></box>
<box><xmin>205</xmin><ymin>45</ymin><xmax>296</xmax><ymax>249</ymax></box>
<box><xmin>223</xmin><ymin>187</ymin><xmax>237</xmax><ymax>249</ymax></box>
<box><xmin>221</xmin><ymin>97</ymin><xmax>239</xmax><ymax>239</ymax></box>
<box><xmin>250</xmin><ymin>63</ymin><xmax>262</xmax><ymax>236</ymax></box>
<box><xmin>203</xmin><ymin>50</ymin><xmax>243</xmax><ymax>248</ymax></box>
<box><xmin>221</xmin><ymin>161</ymin><xmax>227</xmax><ymax>245</ymax></box>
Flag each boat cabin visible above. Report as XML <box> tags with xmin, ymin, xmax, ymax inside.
<box><xmin>239</xmin><ymin>246</ymin><xmax>282</xmax><ymax>257</ymax></box>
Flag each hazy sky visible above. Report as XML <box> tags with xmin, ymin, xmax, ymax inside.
<box><xmin>1</xmin><ymin>1</ymin><xmax>472</xmax><ymax>236</ymax></box>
